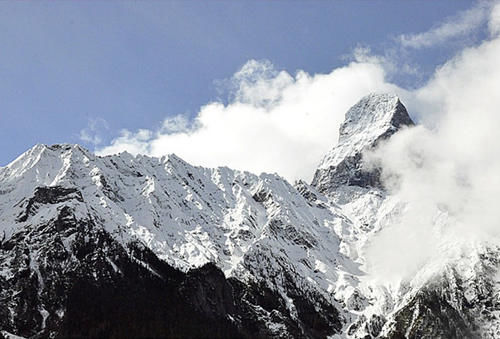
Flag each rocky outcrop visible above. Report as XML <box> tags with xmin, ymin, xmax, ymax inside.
<box><xmin>312</xmin><ymin>93</ymin><xmax>414</xmax><ymax>192</ymax></box>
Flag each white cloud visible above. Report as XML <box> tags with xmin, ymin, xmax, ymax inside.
<box><xmin>366</xmin><ymin>15</ymin><xmax>500</xmax><ymax>279</ymax></box>
<box><xmin>101</xmin><ymin>129</ymin><xmax>152</xmax><ymax>155</ymax></box>
<box><xmin>98</xmin><ymin>59</ymin><xmax>399</xmax><ymax>182</ymax></box>
<box><xmin>399</xmin><ymin>1</ymin><xmax>490</xmax><ymax>49</ymax></box>
<box><xmin>228</xmin><ymin>59</ymin><xmax>294</xmax><ymax>107</ymax></box>
<box><xmin>160</xmin><ymin>115</ymin><xmax>190</xmax><ymax>134</ymax></box>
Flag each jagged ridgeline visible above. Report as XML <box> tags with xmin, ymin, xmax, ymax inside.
<box><xmin>0</xmin><ymin>93</ymin><xmax>498</xmax><ymax>339</ymax></box>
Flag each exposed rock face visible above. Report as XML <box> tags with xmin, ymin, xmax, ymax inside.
<box><xmin>312</xmin><ymin>93</ymin><xmax>414</xmax><ymax>192</ymax></box>
<box><xmin>1</xmin><ymin>93</ymin><xmax>499</xmax><ymax>339</ymax></box>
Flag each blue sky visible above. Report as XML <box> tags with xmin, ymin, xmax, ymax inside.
<box><xmin>0</xmin><ymin>0</ymin><xmax>487</xmax><ymax>168</ymax></box>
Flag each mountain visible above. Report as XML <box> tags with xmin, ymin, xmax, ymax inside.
<box><xmin>0</xmin><ymin>93</ymin><xmax>498</xmax><ymax>339</ymax></box>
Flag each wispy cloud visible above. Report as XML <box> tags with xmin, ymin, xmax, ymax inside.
<box><xmin>398</xmin><ymin>1</ymin><xmax>491</xmax><ymax>49</ymax></box>
<box><xmin>489</xmin><ymin>1</ymin><xmax>500</xmax><ymax>35</ymax></box>
<box><xmin>79</xmin><ymin>117</ymin><xmax>109</xmax><ymax>146</ymax></box>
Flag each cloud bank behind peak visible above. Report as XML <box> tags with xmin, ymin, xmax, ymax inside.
<box><xmin>98</xmin><ymin>60</ymin><xmax>399</xmax><ymax>182</ymax></box>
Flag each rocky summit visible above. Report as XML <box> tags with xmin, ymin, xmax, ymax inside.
<box><xmin>0</xmin><ymin>93</ymin><xmax>499</xmax><ymax>339</ymax></box>
<box><xmin>312</xmin><ymin>93</ymin><xmax>414</xmax><ymax>193</ymax></box>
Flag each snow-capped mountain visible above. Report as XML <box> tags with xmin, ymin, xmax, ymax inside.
<box><xmin>1</xmin><ymin>93</ymin><xmax>498</xmax><ymax>338</ymax></box>
<box><xmin>312</xmin><ymin>93</ymin><xmax>414</xmax><ymax>192</ymax></box>
<box><xmin>0</xmin><ymin>144</ymin><xmax>344</xmax><ymax>338</ymax></box>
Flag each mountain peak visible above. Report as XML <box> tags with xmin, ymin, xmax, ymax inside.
<box><xmin>3</xmin><ymin>143</ymin><xmax>92</xmax><ymax>172</ymax></box>
<box><xmin>312</xmin><ymin>93</ymin><xmax>414</xmax><ymax>192</ymax></box>
<box><xmin>339</xmin><ymin>93</ymin><xmax>412</xmax><ymax>142</ymax></box>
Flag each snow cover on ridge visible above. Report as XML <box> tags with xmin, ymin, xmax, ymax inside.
<box><xmin>0</xmin><ymin>142</ymin><xmax>361</xmax><ymax>318</ymax></box>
